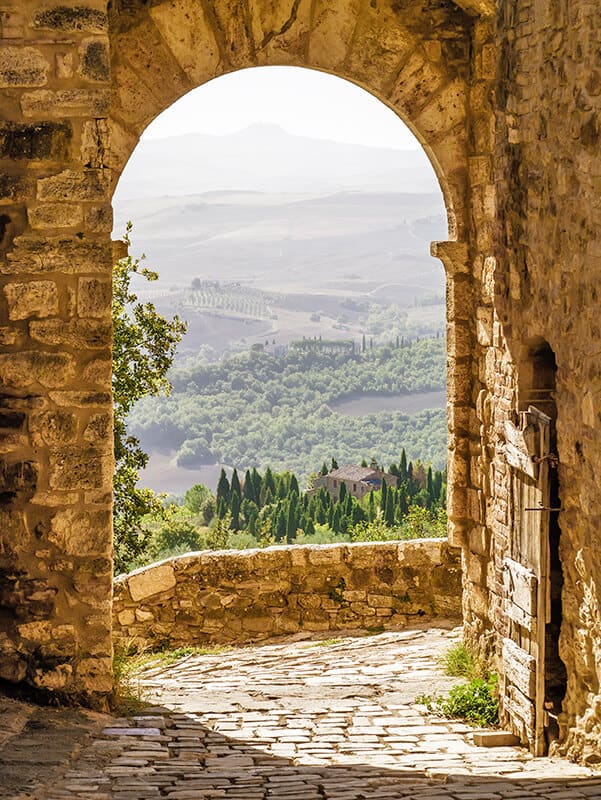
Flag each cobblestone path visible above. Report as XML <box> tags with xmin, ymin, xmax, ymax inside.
<box><xmin>4</xmin><ymin>626</ymin><xmax>601</xmax><ymax>799</ymax></box>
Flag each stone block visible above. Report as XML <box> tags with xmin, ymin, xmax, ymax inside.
<box><xmin>473</xmin><ymin>730</ymin><xmax>520</xmax><ymax>747</ymax></box>
<box><xmin>79</xmin><ymin>38</ymin><xmax>109</xmax><ymax>83</ymax></box>
<box><xmin>5</xmin><ymin>235</ymin><xmax>112</xmax><ymax>275</ymax></box>
<box><xmin>48</xmin><ymin>508</ymin><xmax>111</xmax><ymax>556</ymax></box>
<box><xmin>21</xmin><ymin>89</ymin><xmax>110</xmax><ymax>119</ymax></box>
<box><xmin>117</xmin><ymin>609</ymin><xmax>135</xmax><ymax>626</ymax></box>
<box><xmin>32</xmin><ymin>410</ymin><xmax>77</xmax><ymax>445</ymax></box>
<box><xmin>49</xmin><ymin>447</ymin><xmax>112</xmax><ymax>491</ymax></box>
<box><xmin>128</xmin><ymin>564</ymin><xmax>177</xmax><ymax>602</ymax></box>
<box><xmin>0</xmin><ymin>351</ymin><xmax>75</xmax><ymax>389</ymax></box>
<box><xmin>49</xmin><ymin>390</ymin><xmax>111</xmax><ymax>408</ymax></box>
<box><xmin>28</xmin><ymin>203</ymin><xmax>83</xmax><ymax>230</ymax></box>
<box><xmin>0</xmin><ymin>46</ymin><xmax>49</xmax><ymax>87</ymax></box>
<box><xmin>77</xmin><ymin>278</ymin><xmax>111</xmax><ymax>318</ymax></box>
<box><xmin>83</xmin><ymin>359</ymin><xmax>112</xmax><ymax>385</ymax></box>
<box><xmin>3</xmin><ymin>280</ymin><xmax>59</xmax><ymax>320</ymax></box>
<box><xmin>37</xmin><ymin>170</ymin><xmax>108</xmax><ymax>202</ymax></box>
<box><xmin>30</xmin><ymin>319</ymin><xmax>111</xmax><ymax>350</ymax></box>
<box><xmin>307</xmin><ymin>545</ymin><xmax>343</xmax><ymax>565</ymax></box>
<box><xmin>83</xmin><ymin>413</ymin><xmax>111</xmax><ymax>443</ymax></box>
<box><xmin>0</xmin><ymin>121</ymin><xmax>72</xmax><ymax>161</ymax></box>
<box><xmin>33</xmin><ymin>6</ymin><xmax>108</xmax><ymax>32</ymax></box>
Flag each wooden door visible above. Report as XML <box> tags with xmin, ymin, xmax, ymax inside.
<box><xmin>501</xmin><ymin>406</ymin><xmax>552</xmax><ymax>755</ymax></box>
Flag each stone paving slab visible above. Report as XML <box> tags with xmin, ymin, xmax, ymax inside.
<box><xmin>2</xmin><ymin>625</ymin><xmax>601</xmax><ymax>799</ymax></box>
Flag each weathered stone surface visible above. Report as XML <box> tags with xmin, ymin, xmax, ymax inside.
<box><xmin>0</xmin><ymin>352</ymin><xmax>75</xmax><ymax>388</ymax></box>
<box><xmin>21</xmin><ymin>89</ymin><xmax>110</xmax><ymax>119</ymax></box>
<box><xmin>28</xmin><ymin>202</ymin><xmax>83</xmax><ymax>230</ymax></box>
<box><xmin>29</xmin><ymin>319</ymin><xmax>111</xmax><ymax>350</ymax></box>
<box><xmin>127</xmin><ymin>563</ymin><xmax>177</xmax><ymax>602</ymax></box>
<box><xmin>36</xmin><ymin>170</ymin><xmax>108</xmax><ymax>202</ymax></box>
<box><xmin>0</xmin><ymin>121</ymin><xmax>72</xmax><ymax>161</ymax></box>
<box><xmin>0</xmin><ymin>47</ymin><xmax>49</xmax><ymax>87</ymax></box>
<box><xmin>33</xmin><ymin>6</ymin><xmax>108</xmax><ymax>33</ymax></box>
<box><xmin>49</xmin><ymin>447</ymin><xmax>112</xmax><ymax>491</ymax></box>
<box><xmin>78</xmin><ymin>38</ymin><xmax>109</xmax><ymax>83</ymax></box>
<box><xmin>77</xmin><ymin>278</ymin><xmax>111</xmax><ymax>318</ymax></box>
<box><xmin>113</xmin><ymin>541</ymin><xmax>462</xmax><ymax>648</ymax></box>
<box><xmin>3</xmin><ymin>281</ymin><xmax>59</xmax><ymax>320</ymax></box>
<box><xmin>48</xmin><ymin>508</ymin><xmax>111</xmax><ymax>556</ymax></box>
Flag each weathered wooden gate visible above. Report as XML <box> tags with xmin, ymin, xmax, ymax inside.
<box><xmin>501</xmin><ymin>406</ymin><xmax>553</xmax><ymax>755</ymax></box>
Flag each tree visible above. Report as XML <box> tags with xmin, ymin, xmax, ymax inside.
<box><xmin>183</xmin><ymin>483</ymin><xmax>212</xmax><ymax>514</ymax></box>
<box><xmin>216</xmin><ymin>469</ymin><xmax>230</xmax><ymax>512</ymax></box>
<box><xmin>112</xmin><ymin>223</ymin><xmax>187</xmax><ymax>572</ymax></box>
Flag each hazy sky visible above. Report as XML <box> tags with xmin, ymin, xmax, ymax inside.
<box><xmin>143</xmin><ymin>66</ymin><xmax>419</xmax><ymax>150</ymax></box>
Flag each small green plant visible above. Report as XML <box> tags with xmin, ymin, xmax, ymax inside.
<box><xmin>440</xmin><ymin>642</ymin><xmax>485</xmax><ymax>680</ymax></box>
<box><xmin>111</xmin><ymin>642</ymin><xmax>148</xmax><ymax>714</ymax></box>
<box><xmin>439</xmin><ymin>675</ymin><xmax>499</xmax><ymax>726</ymax></box>
<box><xmin>415</xmin><ymin>692</ymin><xmax>438</xmax><ymax>711</ymax></box>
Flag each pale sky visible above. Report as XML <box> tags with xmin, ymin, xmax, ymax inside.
<box><xmin>142</xmin><ymin>66</ymin><xmax>420</xmax><ymax>150</ymax></box>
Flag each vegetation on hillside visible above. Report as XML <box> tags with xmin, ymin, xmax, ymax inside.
<box><xmin>124</xmin><ymin>453</ymin><xmax>447</xmax><ymax>571</ymax></box>
<box><xmin>128</xmin><ymin>337</ymin><xmax>447</xmax><ymax>481</ymax></box>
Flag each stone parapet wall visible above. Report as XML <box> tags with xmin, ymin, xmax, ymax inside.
<box><xmin>112</xmin><ymin>540</ymin><xmax>462</xmax><ymax>650</ymax></box>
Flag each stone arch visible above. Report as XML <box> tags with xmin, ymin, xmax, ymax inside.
<box><xmin>0</xmin><ymin>0</ymin><xmax>494</xmax><ymax>707</ymax></box>
<box><xmin>106</xmin><ymin>0</ymin><xmax>471</xmax><ymax>240</ymax></box>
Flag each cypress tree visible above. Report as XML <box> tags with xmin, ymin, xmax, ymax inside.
<box><xmin>385</xmin><ymin>491</ymin><xmax>395</xmax><ymax>527</ymax></box>
<box><xmin>332</xmin><ymin>505</ymin><xmax>341</xmax><ymax>533</ymax></box>
<box><xmin>381</xmin><ymin>478</ymin><xmax>387</xmax><ymax>511</ymax></box>
<box><xmin>264</xmin><ymin>466</ymin><xmax>276</xmax><ymax>495</ymax></box>
<box><xmin>290</xmin><ymin>474</ymin><xmax>300</xmax><ymax>496</ymax></box>
<box><xmin>339</xmin><ymin>480</ymin><xmax>347</xmax><ymax>504</ymax></box>
<box><xmin>286</xmin><ymin>499</ymin><xmax>298</xmax><ymax>543</ymax></box>
<box><xmin>243</xmin><ymin>469</ymin><xmax>255</xmax><ymax>503</ymax></box>
<box><xmin>320</xmin><ymin>461</ymin><xmax>329</xmax><ymax>476</ymax></box>
<box><xmin>216</xmin><ymin>468</ymin><xmax>230</xmax><ymax>508</ymax></box>
<box><xmin>331</xmin><ymin>457</ymin><xmax>339</xmax><ymax>471</ymax></box>
<box><xmin>251</xmin><ymin>467</ymin><xmax>262</xmax><ymax>504</ymax></box>
<box><xmin>426</xmin><ymin>467</ymin><xmax>435</xmax><ymax>507</ymax></box>
<box><xmin>399</xmin><ymin>449</ymin><xmax>408</xmax><ymax>482</ymax></box>
<box><xmin>275</xmin><ymin>510</ymin><xmax>287</xmax><ymax>542</ymax></box>
<box><xmin>230</xmin><ymin>490</ymin><xmax>241</xmax><ymax>530</ymax></box>
<box><xmin>230</xmin><ymin>468</ymin><xmax>241</xmax><ymax>499</ymax></box>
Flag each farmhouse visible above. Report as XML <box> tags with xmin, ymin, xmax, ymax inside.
<box><xmin>312</xmin><ymin>464</ymin><xmax>400</xmax><ymax>501</ymax></box>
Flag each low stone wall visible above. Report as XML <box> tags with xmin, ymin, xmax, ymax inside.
<box><xmin>113</xmin><ymin>539</ymin><xmax>462</xmax><ymax>650</ymax></box>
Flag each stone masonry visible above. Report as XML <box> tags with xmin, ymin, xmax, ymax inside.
<box><xmin>112</xmin><ymin>540</ymin><xmax>462</xmax><ymax>651</ymax></box>
<box><xmin>0</xmin><ymin>0</ymin><xmax>600</xmax><ymax>765</ymax></box>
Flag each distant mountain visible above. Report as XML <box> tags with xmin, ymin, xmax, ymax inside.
<box><xmin>113</xmin><ymin>189</ymin><xmax>446</xmax><ymax>292</ymax></box>
<box><xmin>113</xmin><ymin>124</ymin><xmax>441</xmax><ymax>202</ymax></box>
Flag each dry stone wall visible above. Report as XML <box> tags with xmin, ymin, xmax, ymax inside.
<box><xmin>112</xmin><ymin>541</ymin><xmax>462</xmax><ymax>650</ymax></box>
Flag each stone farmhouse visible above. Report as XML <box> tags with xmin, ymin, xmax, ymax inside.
<box><xmin>311</xmin><ymin>465</ymin><xmax>400</xmax><ymax>502</ymax></box>
<box><xmin>1</xmin><ymin>0</ymin><xmax>601</xmax><ymax>766</ymax></box>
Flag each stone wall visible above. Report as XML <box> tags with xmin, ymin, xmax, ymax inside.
<box><xmin>0</xmin><ymin>0</ymin><xmax>482</xmax><ymax>707</ymax></box>
<box><xmin>112</xmin><ymin>540</ymin><xmax>462</xmax><ymax>650</ymax></box>
<box><xmin>0</xmin><ymin>1</ymin><xmax>114</xmax><ymax>704</ymax></box>
<box><xmin>487</xmin><ymin>0</ymin><xmax>601</xmax><ymax>763</ymax></box>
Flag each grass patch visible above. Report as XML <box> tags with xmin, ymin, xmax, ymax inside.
<box><xmin>111</xmin><ymin>642</ymin><xmax>148</xmax><ymax>715</ymax></box>
<box><xmin>439</xmin><ymin>642</ymin><xmax>485</xmax><ymax>681</ymax></box>
<box><xmin>415</xmin><ymin>674</ymin><xmax>499</xmax><ymax>727</ymax></box>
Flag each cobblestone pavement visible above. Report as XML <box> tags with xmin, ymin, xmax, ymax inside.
<box><xmin>3</xmin><ymin>626</ymin><xmax>601</xmax><ymax>799</ymax></box>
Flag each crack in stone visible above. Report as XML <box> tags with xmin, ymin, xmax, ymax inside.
<box><xmin>259</xmin><ymin>0</ymin><xmax>303</xmax><ymax>50</ymax></box>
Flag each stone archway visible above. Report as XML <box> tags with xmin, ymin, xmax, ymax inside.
<box><xmin>0</xmin><ymin>0</ymin><xmax>495</xmax><ymax>710</ymax></box>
